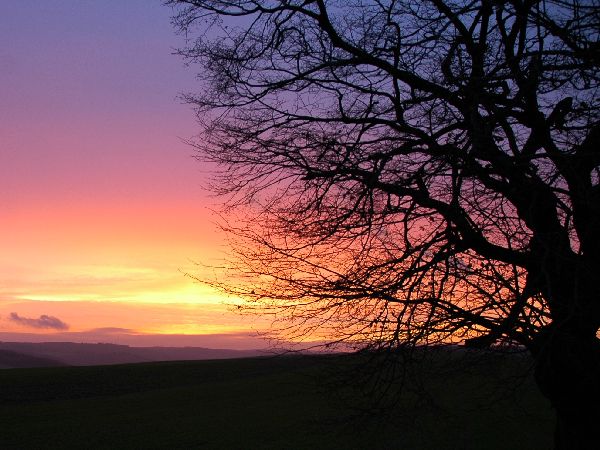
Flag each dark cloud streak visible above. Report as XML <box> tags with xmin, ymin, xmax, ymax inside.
<box><xmin>88</xmin><ymin>327</ymin><xmax>136</xmax><ymax>334</ymax></box>
<box><xmin>9</xmin><ymin>313</ymin><xmax>69</xmax><ymax>330</ymax></box>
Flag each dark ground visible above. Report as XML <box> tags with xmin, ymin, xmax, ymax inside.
<box><xmin>0</xmin><ymin>350</ymin><xmax>553</xmax><ymax>449</ymax></box>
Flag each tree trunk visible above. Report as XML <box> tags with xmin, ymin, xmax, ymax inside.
<box><xmin>533</xmin><ymin>326</ymin><xmax>600</xmax><ymax>449</ymax></box>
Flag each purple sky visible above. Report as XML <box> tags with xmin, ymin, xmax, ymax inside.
<box><xmin>1</xmin><ymin>0</ymin><xmax>202</xmax><ymax>208</ymax></box>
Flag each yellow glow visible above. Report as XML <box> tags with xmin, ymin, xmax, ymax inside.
<box><xmin>0</xmin><ymin>200</ymin><xmax>262</xmax><ymax>340</ymax></box>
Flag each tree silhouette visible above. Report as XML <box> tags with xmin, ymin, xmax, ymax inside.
<box><xmin>169</xmin><ymin>1</ymin><xmax>599</xmax><ymax>447</ymax></box>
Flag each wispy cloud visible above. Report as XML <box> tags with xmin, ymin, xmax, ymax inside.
<box><xmin>9</xmin><ymin>312</ymin><xmax>69</xmax><ymax>330</ymax></box>
<box><xmin>88</xmin><ymin>327</ymin><xmax>136</xmax><ymax>334</ymax></box>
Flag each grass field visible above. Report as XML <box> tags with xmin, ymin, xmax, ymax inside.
<box><xmin>0</xmin><ymin>351</ymin><xmax>553</xmax><ymax>449</ymax></box>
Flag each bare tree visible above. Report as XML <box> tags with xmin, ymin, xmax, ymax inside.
<box><xmin>168</xmin><ymin>1</ymin><xmax>599</xmax><ymax>447</ymax></box>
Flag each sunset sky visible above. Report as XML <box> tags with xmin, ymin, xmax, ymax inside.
<box><xmin>0</xmin><ymin>0</ymin><xmax>268</xmax><ymax>348</ymax></box>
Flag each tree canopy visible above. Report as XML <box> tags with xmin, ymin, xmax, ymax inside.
<box><xmin>169</xmin><ymin>1</ymin><xmax>599</xmax><ymax>447</ymax></box>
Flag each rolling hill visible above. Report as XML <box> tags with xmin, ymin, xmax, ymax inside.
<box><xmin>0</xmin><ymin>351</ymin><xmax>554</xmax><ymax>449</ymax></box>
<box><xmin>0</xmin><ymin>341</ymin><xmax>266</xmax><ymax>368</ymax></box>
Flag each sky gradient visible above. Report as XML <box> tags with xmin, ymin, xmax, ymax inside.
<box><xmin>0</xmin><ymin>0</ymin><xmax>267</xmax><ymax>348</ymax></box>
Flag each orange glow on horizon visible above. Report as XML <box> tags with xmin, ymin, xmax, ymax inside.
<box><xmin>0</xmin><ymin>200</ymin><xmax>266</xmax><ymax>339</ymax></box>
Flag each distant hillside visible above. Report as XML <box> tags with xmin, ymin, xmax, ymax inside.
<box><xmin>0</xmin><ymin>349</ymin><xmax>65</xmax><ymax>369</ymax></box>
<box><xmin>0</xmin><ymin>342</ymin><xmax>267</xmax><ymax>367</ymax></box>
